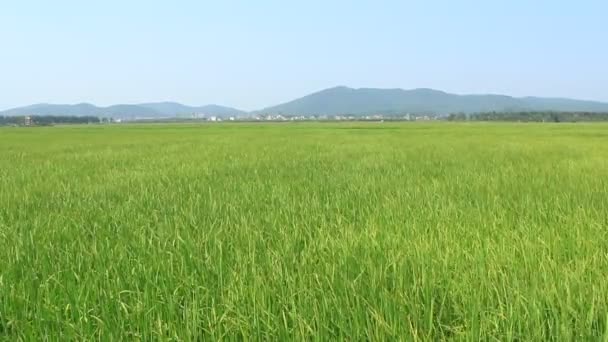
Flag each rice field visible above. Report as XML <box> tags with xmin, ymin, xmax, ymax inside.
<box><xmin>1</xmin><ymin>122</ymin><xmax>608</xmax><ymax>340</ymax></box>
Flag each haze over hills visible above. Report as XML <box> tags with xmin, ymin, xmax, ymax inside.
<box><xmin>2</xmin><ymin>87</ymin><xmax>608</xmax><ymax>118</ymax></box>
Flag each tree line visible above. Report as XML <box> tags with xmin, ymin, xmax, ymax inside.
<box><xmin>0</xmin><ymin>116</ymin><xmax>108</xmax><ymax>126</ymax></box>
<box><xmin>447</xmin><ymin>111</ymin><xmax>608</xmax><ymax>122</ymax></box>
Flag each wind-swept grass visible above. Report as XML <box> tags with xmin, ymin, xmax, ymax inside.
<box><xmin>1</xmin><ymin>122</ymin><xmax>607</xmax><ymax>340</ymax></box>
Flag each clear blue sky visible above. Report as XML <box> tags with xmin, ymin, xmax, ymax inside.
<box><xmin>1</xmin><ymin>0</ymin><xmax>606</xmax><ymax>110</ymax></box>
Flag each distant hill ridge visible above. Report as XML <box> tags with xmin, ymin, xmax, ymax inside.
<box><xmin>2</xmin><ymin>87</ymin><xmax>608</xmax><ymax>117</ymax></box>
<box><xmin>0</xmin><ymin>102</ymin><xmax>245</xmax><ymax>118</ymax></box>
<box><xmin>257</xmin><ymin>86</ymin><xmax>608</xmax><ymax>115</ymax></box>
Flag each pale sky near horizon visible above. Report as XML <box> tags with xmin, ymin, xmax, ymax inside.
<box><xmin>1</xmin><ymin>0</ymin><xmax>606</xmax><ymax>111</ymax></box>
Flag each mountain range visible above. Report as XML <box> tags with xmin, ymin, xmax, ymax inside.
<box><xmin>2</xmin><ymin>87</ymin><xmax>608</xmax><ymax>118</ymax></box>
<box><xmin>257</xmin><ymin>87</ymin><xmax>608</xmax><ymax>115</ymax></box>
<box><xmin>0</xmin><ymin>102</ymin><xmax>245</xmax><ymax>119</ymax></box>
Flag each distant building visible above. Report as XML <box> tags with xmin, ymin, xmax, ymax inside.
<box><xmin>24</xmin><ymin>116</ymin><xmax>33</xmax><ymax>126</ymax></box>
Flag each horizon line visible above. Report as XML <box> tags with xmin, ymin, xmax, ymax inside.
<box><xmin>2</xmin><ymin>86</ymin><xmax>608</xmax><ymax>112</ymax></box>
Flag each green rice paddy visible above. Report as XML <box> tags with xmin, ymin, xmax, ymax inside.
<box><xmin>1</xmin><ymin>122</ymin><xmax>607</xmax><ymax>340</ymax></box>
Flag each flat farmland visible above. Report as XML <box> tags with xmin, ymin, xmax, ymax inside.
<box><xmin>1</xmin><ymin>122</ymin><xmax>607</xmax><ymax>340</ymax></box>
